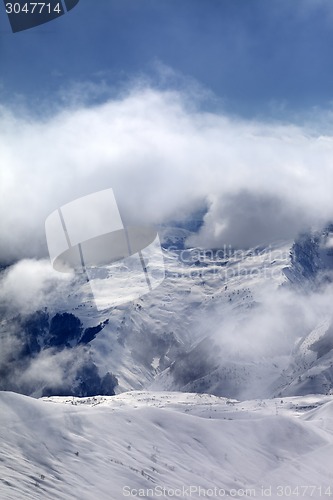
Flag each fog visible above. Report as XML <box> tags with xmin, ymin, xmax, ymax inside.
<box><xmin>1</xmin><ymin>85</ymin><xmax>333</xmax><ymax>264</ymax></box>
<box><xmin>1</xmin><ymin>82</ymin><xmax>333</xmax><ymax>399</ymax></box>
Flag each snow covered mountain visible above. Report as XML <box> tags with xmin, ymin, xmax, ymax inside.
<box><xmin>272</xmin><ymin>225</ymin><xmax>333</xmax><ymax>397</ymax></box>
<box><xmin>0</xmin><ymin>229</ymin><xmax>292</xmax><ymax>399</ymax></box>
<box><xmin>1</xmin><ymin>390</ymin><xmax>333</xmax><ymax>500</ymax></box>
<box><xmin>1</xmin><ymin>223</ymin><xmax>333</xmax><ymax>401</ymax></box>
<box><xmin>1</xmin><ymin>225</ymin><xmax>333</xmax><ymax>499</ymax></box>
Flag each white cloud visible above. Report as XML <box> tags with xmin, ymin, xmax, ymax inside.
<box><xmin>1</xmin><ymin>85</ymin><xmax>333</xmax><ymax>262</ymax></box>
<box><xmin>18</xmin><ymin>347</ymin><xmax>86</xmax><ymax>391</ymax></box>
<box><xmin>0</xmin><ymin>259</ymin><xmax>72</xmax><ymax>315</ymax></box>
<box><xmin>212</xmin><ymin>284</ymin><xmax>333</xmax><ymax>359</ymax></box>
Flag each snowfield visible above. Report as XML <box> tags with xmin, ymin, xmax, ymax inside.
<box><xmin>1</xmin><ymin>228</ymin><xmax>333</xmax><ymax>499</ymax></box>
<box><xmin>0</xmin><ymin>390</ymin><xmax>333</xmax><ymax>499</ymax></box>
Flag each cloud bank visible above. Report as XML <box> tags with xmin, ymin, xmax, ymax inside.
<box><xmin>1</xmin><ymin>84</ymin><xmax>333</xmax><ymax>263</ymax></box>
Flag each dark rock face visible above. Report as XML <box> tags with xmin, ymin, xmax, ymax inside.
<box><xmin>42</xmin><ymin>360</ymin><xmax>118</xmax><ymax>398</ymax></box>
<box><xmin>22</xmin><ymin>311</ymin><xmax>108</xmax><ymax>351</ymax></box>
<box><xmin>290</xmin><ymin>233</ymin><xmax>321</xmax><ymax>280</ymax></box>
<box><xmin>49</xmin><ymin>313</ymin><xmax>83</xmax><ymax>347</ymax></box>
<box><xmin>0</xmin><ymin>311</ymin><xmax>117</xmax><ymax>398</ymax></box>
<box><xmin>288</xmin><ymin>224</ymin><xmax>333</xmax><ymax>285</ymax></box>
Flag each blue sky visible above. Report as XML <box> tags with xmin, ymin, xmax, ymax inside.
<box><xmin>2</xmin><ymin>1</ymin><xmax>333</xmax><ymax>263</ymax></box>
<box><xmin>1</xmin><ymin>0</ymin><xmax>333</xmax><ymax>118</ymax></box>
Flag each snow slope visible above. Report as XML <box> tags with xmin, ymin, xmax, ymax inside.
<box><xmin>274</xmin><ymin>319</ymin><xmax>333</xmax><ymax>397</ymax></box>
<box><xmin>1</xmin><ymin>226</ymin><xmax>333</xmax><ymax>400</ymax></box>
<box><xmin>0</xmin><ymin>235</ymin><xmax>294</xmax><ymax>400</ymax></box>
<box><xmin>0</xmin><ymin>390</ymin><xmax>333</xmax><ymax>500</ymax></box>
<box><xmin>85</xmin><ymin>240</ymin><xmax>293</xmax><ymax>398</ymax></box>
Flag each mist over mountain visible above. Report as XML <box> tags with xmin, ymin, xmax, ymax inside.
<box><xmin>1</xmin><ymin>218</ymin><xmax>332</xmax><ymax>402</ymax></box>
<box><xmin>2</xmin><ymin>86</ymin><xmax>333</xmax><ymax>265</ymax></box>
<box><xmin>3</xmin><ymin>0</ymin><xmax>333</xmax><ymax>497</ymax></box>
